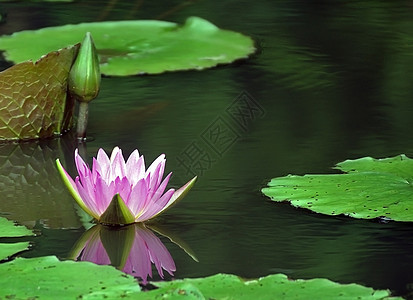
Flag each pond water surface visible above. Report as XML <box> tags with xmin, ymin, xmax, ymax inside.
<box><xmin>1</xmin><ymin>1</ymin><xmax>413</xmax><ymax>298</ymax></box>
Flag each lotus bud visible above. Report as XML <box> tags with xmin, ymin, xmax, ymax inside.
<box><xmin>68</xmin><ymin>32</ymin><xmax>101</xmax><ymax>103</ymax></box>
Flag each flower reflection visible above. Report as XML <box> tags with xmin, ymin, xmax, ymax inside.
<box><xmin>69</xmin><ymin>223</ymin><xmax>176</xmax><ymax>284</ymax></box>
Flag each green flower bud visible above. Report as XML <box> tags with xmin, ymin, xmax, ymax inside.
<box><xmin>68</xmin><ymin>32</ymin><xmax>101</xmax><ymax>103</ymax></box>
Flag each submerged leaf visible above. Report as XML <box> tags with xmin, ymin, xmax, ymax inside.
<box><xmin>0</xmin><ymin>17</ymin><xmax>255</xmax><ymax>76</ymax></box>
<box><xmin>262</xmin><ymin>154</ymin><xmax>413</xmax><ymax>222</ymax></box>
<box><xmin>0</xmin><ymin>44</ymin><xmax>79</xmax><ymax>140</ymax></box>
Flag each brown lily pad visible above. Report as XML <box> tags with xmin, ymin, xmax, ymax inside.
<box><xmin>0</xmin><ymin>44</ymin><xmax>79</xmax><ymax>141</ymax></box>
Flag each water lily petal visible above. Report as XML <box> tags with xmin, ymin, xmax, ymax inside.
<box><xmin>74</xmin><ymin>149</ymin><xmax>92</xmax><ymax>180</ymax></box>
<box><xmin>150</xmin><ymin>172</ymin><xmax>172</xmax><ymax>204</ymax></box>
<box><xmin>75</xmin><ymin>152</ymin><xmax>101</xmax><ymax>213</ymax></box>
<box><xmin>154</xmin><ymin>158</ymin><xmax>166</xmax><ymax>188</ymax></box>
<box><xmin>132</xmin><ymin>172</ymin><xmax>171</xmax><ymax>221</ymax></box>
<box><xmin>146</xmin><ymin>154</ymin><xmax>165</xmax><ymax>177</ymax></box>
<box><xmin>116</xmin><ymin>176</ymin><xmax>133</xmax><ymax>205</ymax></box>
<box><xmin>129</xmin><ymin>178</ymin><xmax>148</xmax><ymax>217</ymax></box>
<box><xmin>137</xmin><ymin>188</ymin><xmax>175</xmax><ymax>222</ymax></box>
<box><xmin>75</xmin><ymin>177</ymin><xmax>100</xmax><ymax>218</ymax></box>
<box><xmin>146</xmin><ymin>162</ymin><xmax>164</xmax><ymax>201</ymax></box>
<box><xmin>109</xmin><ymin>147</ymin><xmax>127</xmax><ymax>181</ymax></box>
<box><xmin>94</xmin><ymin>173</ymin><xmax>113</xmax><ymax>215</ymax></box>
<box><xmin>126</xmin><ymin>150</ymin><xmax>145</xmax><ymax>186</ymax></box>
<box><xmin>95</xmin><ymin>148</ymin><xmax>111</xmax><ymax>182</ymax></box>
<box><xmin>152</xmin><ymin>176</ymin><xmax>197</xmax><ymax>218</ymax></box>
<box><xmin>56</xmin><ymin>158</ymin><xmax>97</xmax><ymax>218</ymax></box>
<box><xmin>91</xmin><ymin>157</ymin><xmax>99</xmax><ymax>184</ymax></box>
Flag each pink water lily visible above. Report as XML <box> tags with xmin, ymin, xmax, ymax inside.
<box><xmin>56</xmin><ymin>146</ymin><xmax>196</xmax><ymax>225</ymax></box>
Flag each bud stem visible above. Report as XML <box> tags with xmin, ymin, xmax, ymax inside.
<box><xmin>77</xmin><ymin>102</ymin><xmax>89</xmax><ymax>140</ymax></box>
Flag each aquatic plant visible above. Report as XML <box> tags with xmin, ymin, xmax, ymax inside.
<box><xmin>0</xmin><ymin>45</ymin><xmax>79</xmax><ymax>140</ymax></box>
<box><xmin>56</xmin><ymin>146</ymin><xmax>196</xmax><ymax>225</ymax></box>
<box><xmin>262</xmin><ymin>154</ymin><xmax>413</xmax><ymax>222</ymax></box>
<box><xmin>0</xmin><ymin>17</ymin><xmax>255</xmax><ymax>76</ymax></box>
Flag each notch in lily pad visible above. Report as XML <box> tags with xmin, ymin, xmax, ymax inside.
<box><xmin>68</xmin><ymin>32</ymin><xmax>101</xmax><ymax>140</ymax></box>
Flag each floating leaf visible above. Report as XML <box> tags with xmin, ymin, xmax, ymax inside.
<box><xmin>0</xmin><ymin>217</ymin><xmax>34</xmax><ymax>260</ymax></box>
<box><xmin>262</xmin><ymin>154</ymin><xmax>413</xmax><ymax>222</ymax></box>
<box><xmin>0</xmin><ymin>256</ymin><xmax>141</xmax><ymax>299</ymax></box>
<box><xmin>0</xmin><ymin>17</ymin><xmax>255</xmax><ymax>76</ymax></box>
<box><xmin>0</xmin><ymin>44</ymin><xmax>79</xmax><ymax>140</ymax></box>
<box><xmin>149</xmin><ymin>273</ymin><xmax>400</xmax><ymax>300</ymax></box>
<box><xmin>0</xmin><ymin>262</ymin><xmax>401</xmax><ymax>299</ymax></box>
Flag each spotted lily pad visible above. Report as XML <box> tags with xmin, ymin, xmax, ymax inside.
<box><xmin>148</xmin><ymin>273</ymin><xmax>400</xmax><ymax>299</ymax></box>
<box><xmin>0</xmin><ymin>217</ymin><xmax>34</xmax><ymax>260</ymax></box>
<box><xmin>262</xmin><ymin>154</ymin><xmax>413</xmax><ymax>222</ymax></box>
<box><xmin>0</xmin><ymin>17</ymin><xmax>255</xmax><ymax>76</ymax></box>
<box><xmin>0</xmin><ymin>256</ymin><xmax>141</xmax><ymax>299</ymax></box>
<box><xmin>0</xmin><ymin>44</ymin><xmax>79</xmax><ymax>140</ymax></box>
<box><xmin>0</xmin><ymin>263</ymin><xmax>401</xmax><ymax>299</ymax></box>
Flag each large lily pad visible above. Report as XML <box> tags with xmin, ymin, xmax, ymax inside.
<box><xmin>0</xmin><ymin>44</ymin><xmax>78</xmax><ymax>140</ymax></box>
<box><xmin>262</xmin><ymin>154</ymin><xmax>413</xmax><ymax>222</ymax></box>
<box><xmin>0</xmin><ymin>262</ymin><xmax>401</xmax><ymax>299</ymax></box>
<box><xmin>0</xmin><ymin>17</ymin><xmax>255</xmax><ymax>76</ymax></box>
<box><xmin>0</xmin><ymin>256</ymin><xmax>141</xmax><ymax>299</ymax></box>
<box><xmin>0</xmin><ymin>217</ymin><xmax>34</xmax><ymax>260</ymax></box>
<box><xmin>147</xmin><ymin>273</ymin><xmax>400</xmax><ymax>299</ymax></box>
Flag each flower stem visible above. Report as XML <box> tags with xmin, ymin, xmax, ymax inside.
<box><xmin>77</xmin><ymin>102</ymin><xmax>89</xmax><ymax>140</ymax></box>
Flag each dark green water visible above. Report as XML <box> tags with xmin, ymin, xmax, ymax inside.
<box><xmin>1</xmin><ymin>1</ymin><xmax>413</xmax><ymax>298</ymax></box>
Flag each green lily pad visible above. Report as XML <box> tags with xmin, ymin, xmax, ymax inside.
<box><xmin>262</xmin><ymin>154</ymin><xmax>413</xmax><ymax>222</ymax></box>
<box><xmin>148</xmin><ymin>273</ymin><xmax>400</xmax><ymax>300</ymax></box>
<box><xmin>0</xmin><ymin>217</ymin><xmax>34</xmax><ymax>260</ymax></box>
<box><xmin>0</xmin><ymin>17</ymin><xmax>255</xmax><ymax>76</ymax></box>
<box><xmin>0</xmin><ymin>256</ymin><xmax>141</xmax><ymax>299</ymax></box>
<box><xmin>0</xmin><ymin>262</ymin><xmax>401</xmax><ymax>299</ymax></box>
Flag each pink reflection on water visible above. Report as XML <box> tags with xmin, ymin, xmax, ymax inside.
<box><xmin>71</xmin><ymin>224</ymin><xmax>175</xmax><ymax>284</ymax></box>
